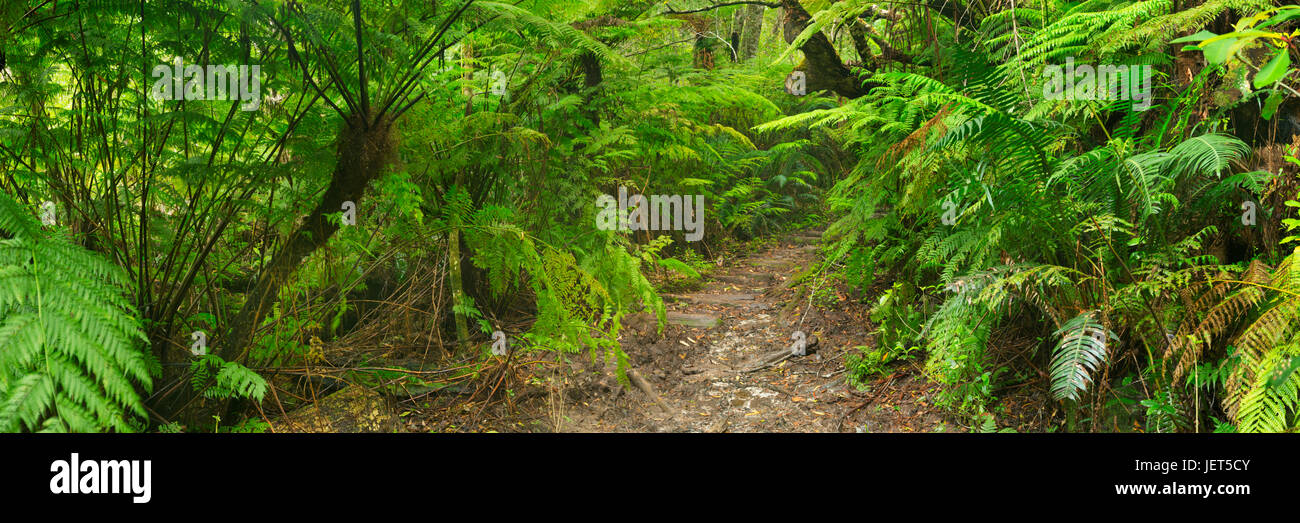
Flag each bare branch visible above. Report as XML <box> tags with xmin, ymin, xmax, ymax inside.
<box><xmin>662</xmin><ymin>1</ymin><xmax>779</xmax><ymax>15</ymax></box>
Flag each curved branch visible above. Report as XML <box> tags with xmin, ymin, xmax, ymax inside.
<box><xmin>663</xmin><ymin>1</ymin><xmax>779</xmax><ymax>15</ymax></box>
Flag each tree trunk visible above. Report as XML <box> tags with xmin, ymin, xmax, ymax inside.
<box><xmin>153</xmin><ymin>114</ymin><xmax>395</xmax><ymax>423</ymax></box>
<box><xmin>448</xmin><ymin>41</ymin><xmax>475</xmax><ymax>349</ymax></box>
<box><xmin>447</xmin><ymin>182</ymin><xmax>470</xmax><ymax>348</ymax></box>
<box><xmin>580</xmin><ymin>51</ymin><xmax>603</xmax><ymax>125</ymax></box>
<box><xmin>219</xmin><ymin>115</ymin><xmax>395</xmax><ymax>364</ymax></box>
<box><xmin>740</xmin><ymin>4</ymin><xmax>764</xmax><ymax>60</ymax></box>
<box><xmin>780</xmin><ymin>0</ymin><xmax>863</xmax><ymax>98</ymax></box>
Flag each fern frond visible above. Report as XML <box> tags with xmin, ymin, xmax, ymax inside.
<box><xmin>1050</xmin><ymin>311</ymin><xmax>1112</xmax><ymax>401</ymax></box>
<box><xmin>0</xmin><ymin>192</ymin><xmax>153</xmax><ymax>432</ymax></box>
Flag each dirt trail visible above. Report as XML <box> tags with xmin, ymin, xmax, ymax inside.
<box><xmin>555</xmin><ymin>229</ymin><xmax>952</xmax><ymax>433</ymax></box>
<box><xmin>281</xmin><ymin>229</ymin><xmax>1050</xmax><ymax>433</ymax></box>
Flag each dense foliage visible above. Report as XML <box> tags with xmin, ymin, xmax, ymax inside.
<box><xmin>1</xmin><ymin>0</ymin><xmax>1299</xmax><ymax>432</ymax></box>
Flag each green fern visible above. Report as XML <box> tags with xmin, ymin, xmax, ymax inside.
<box><xmin>1234</xmin><ymin>347</ymin><xmax>1300</xmax><ymax>432</ymax></box>
<box><xmin>1050</xmin><ymin>311</ymin><xmax>1113</xmax><ymax>402</ymax></box>
<box><xmin>0</xmin><ymin>193</ymin><xmax>154</xmax><ymax>432</ymax></box>
<box><xmin>1141</xmin><ymin>388</ymin><xmax>1190</xmax><ymax>433</ymax></box>
<box><xmin>473</xmin><ymin>2</ymin><xmax>631</xmax><ymax>68</ymax></box>
<box><xmin>189</xmin><ymin>354</ymin><xmax>268</xmax><ymax>402</ymax></box>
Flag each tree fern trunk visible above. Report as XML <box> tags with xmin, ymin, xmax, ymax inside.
<box><xmin>220</xmin><ymin>115</ymin><xmax>394</xmax><ymax>364</ymax></box>
<box><xmin>580</xmin><ymin>51</ymin><xmax>603</xmax><ymax>126</ymax></box>
<box><xmin>448</xmin><ymin>203</ymin><xmax>470</xmax><ymax>349</ymax></box>
<box><xmin>779</xmin><ymin>0</ymin><xmax>863</xmax><ymax>97</ymax></box>
<box><xmin>448</xmin><ymin>41</ymin><xmax>473</xmax><ymax>350</ymax></box>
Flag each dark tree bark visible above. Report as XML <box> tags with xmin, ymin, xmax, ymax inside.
<box><xmin>220</xmin><ymin>114</ymin><xmax>396</xmax><ymax>363</ymax></box>
<box><xmin>781</xmin><ymin>0</ymin><xmax>864</xmax><ymax>98</ymax></box>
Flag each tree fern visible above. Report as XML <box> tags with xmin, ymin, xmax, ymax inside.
<box><xmin>1011</xmin><ymin>0</ymin><xmax>1175</xmax><ymax>68</ymax></box>
<box><xmin>474</xmin><ymin>1</ymin><xmax>631</xmax><ymax>68</ymax></box>
<box><xmin>1101</xmin><ymin>0</ymin><xmax>1275</xmax><ymax>55</ymax></box>
<box><xmin>1217</xmin><ymin>249</ymin><xmax>1300</xmax><ymax>430</ymax></box>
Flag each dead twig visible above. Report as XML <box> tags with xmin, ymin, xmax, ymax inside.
<box><xmin>837</xmin><ymin>375</ymin><xmax>898</xmax><ymax>432</ymax></box>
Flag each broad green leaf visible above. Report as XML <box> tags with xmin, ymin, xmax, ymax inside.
<box><xmin>1201</xmin><ymin>36</ymin><xmax>1238</xmax><ymax>65</ymax></box>
<box><xmin>1258</xmin><ymin>7</ymin><xmax>1300</xmax><ymax>29</ymax></box>
<box><xmin>1263</xmin><ymin>89</ymin><xmax>1285</xmax><ymax>120</ymax></box>
<box><xmin>1171</xmin><ymin>30</ymin><xmax>1217</xmax><ymax>43</ymax></box>
<box><xmin>1254</xmin><ymin>47</ymin><xmax>1291</xmax><ymax>88</ymax></box>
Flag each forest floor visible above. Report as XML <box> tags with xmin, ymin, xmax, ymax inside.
<box><xmin>544</xmin><ymin>228</ymin><xmax>954</xmax><ymax>433</ymax></box>
<box><xmin>447</xmin><ymin>228</ymin><xmax>972</xmax><ymax>433</ymax></box>
<box><xmin>279</xmin><ymin>228</ymin><xmax>1053</xmax><ymax>433</ymax></box>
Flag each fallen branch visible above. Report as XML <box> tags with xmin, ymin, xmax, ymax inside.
<box><xmin>736</xmin><ymin>336</ymin><xmax>819</xmax><ymax>373</ymax></box>
<box><xmin>738</xmin><ymin>350</ymin><xmax>793</xmax><ymax>373</ymax></box>
<box><xmin>628</xmin><ymin>368</ymin><xmax>673</xmax><ymax>414</ymax></box>
<box><xmin>837</xmin><ymin>375</ymin><xmax>897</xmax><ymax>432</ymax></box>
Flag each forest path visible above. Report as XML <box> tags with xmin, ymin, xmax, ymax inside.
<box><xmin>554</xmin><ymin>229</ymin><xmax>952</xmax><ymax>433</ymax></box>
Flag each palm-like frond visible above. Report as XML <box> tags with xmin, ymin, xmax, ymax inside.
<box><xmin>474</xmin><ymin>2</ymin><xmax>631</xmax><ymax>68</ymax></box>
<box><xmin>1050</xmin><ymin>311</ymin><xmax>1112</xmax><ymax>401</ymax></box>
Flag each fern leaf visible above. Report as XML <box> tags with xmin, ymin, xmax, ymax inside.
<box><xmin>1050</xmin><ymin>311</ymin><xmax>1112</xmax><ymax>401</ymax></box>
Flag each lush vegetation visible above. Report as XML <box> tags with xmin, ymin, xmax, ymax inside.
<box><xmin>2</xmin><ymin>0</ymin><xmax>1299</xmax><ymax>432</ymax></box>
